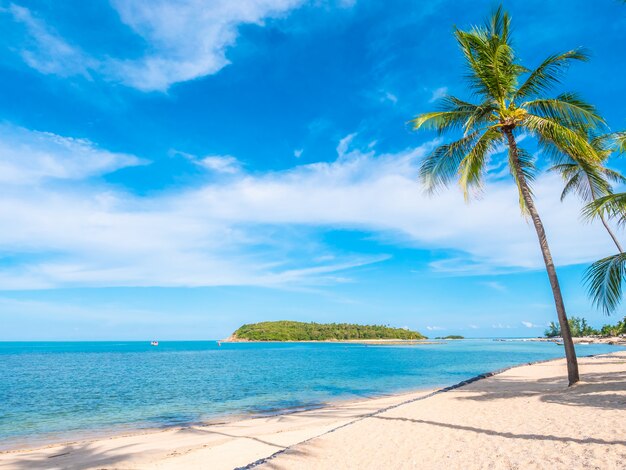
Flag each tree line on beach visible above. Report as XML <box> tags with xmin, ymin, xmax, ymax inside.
<box><xmin>545</xmin><ymin>316</ymin><xmax>626</xmax><ymax>338</ymax></box>
<box><xmin>411</xmin><ymin>5</ymin><xmax>626</xmax><ymax>385</ymax></box>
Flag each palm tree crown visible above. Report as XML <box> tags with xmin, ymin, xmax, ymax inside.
<box><xmin>412</xmin><ymin>7</ymin><xmax>604</xmax><ymax>202</ymax></box>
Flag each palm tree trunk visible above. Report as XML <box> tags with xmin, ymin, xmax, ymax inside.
<box><xmin>599</xmin><ymin>214</ymin><xmax>623</xmax><ymax>253</ymax></box>
<box><xmin>587</xmin><ymin>176</ymin><xmax>624</xmax><ymax>253</ymax></box>
<box><xmin>505</xmin><ymin>129</ymin><xmax>579</xmax><ymax>385</ymax></box>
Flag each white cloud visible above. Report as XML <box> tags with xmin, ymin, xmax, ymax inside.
<box><xmin>0</xmin><ymin>129</ymin><xmax>621</xmax><ymax>289</ymax></box>
<box><xmin>198</xmin><ymin>155</ymin><xmax>241</xmax><ymax>174</ymax></box>
<box><xmin>521</xmin><ymin>321</ymin><xmax>542</xmax><ymax>328</ymax></box>
<box><xmin>294</xmin><ymin>148</ymin><xmax>304</xmax><ymax>158</ymax></box>
<box><xmin>336</xmin><ymin>132</ymin><xmax>358</xmax><ymax>157</ymax></box>
<box><xmin>0</xmin><ymin>124</ymin><xmax>143</xmax><ymax>184</ymax></box>
<box><xmin>381</xmin><ymin>91</ymin><xmax>398</xmax><ymax>104</ymax></box>
<box><xmin>480</xmin><ymin>281</ymin><xmax>507</xmax><ymax>291</ymax></box>
<box><xmin>7</xmin><ymin>1</ymin><xmax>307</xmax><ymax>91</ymax></box>
<box><xmin>426</xmin><ymin>326</ymin><xmax>445</xmax><ymax>331</ymax></box>
<box><xmin>428</xmin><ymin>86</ymin><xmax>448</xmax><ymax>103</ymax></box>
<box><xmin>7</xmin><ymin>4</ymin><xmax>94</xmax><ymax>78</ymax></box>
<box><xmin>492</xmin><ymin>323</ymin><xmax>513</xmax><ymax>329</ymax></box>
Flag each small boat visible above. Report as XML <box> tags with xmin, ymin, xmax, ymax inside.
<box><xmin>150</xmin><ymin>341</ymin><xmax>159</xmax><ymax>346</ymax></box>
<box><xmin>217</xmin><ymin>341</ymin><xmax>222</xmax><ymax>347</ymax></box>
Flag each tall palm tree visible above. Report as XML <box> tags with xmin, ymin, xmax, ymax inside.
<box><xmin>411</xmin><ymin>7</ymin><xmax>605</xmax><ymax>385</ymax></box>
<box><xmin>551</xmin><ymin>132</ymin><xmax>625</xmax><ymax>252</ymax></box>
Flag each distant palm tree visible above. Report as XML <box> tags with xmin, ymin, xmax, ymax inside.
<box><xmin>411</xmin><ymin>7</ymin><xmax>605</xmax><ymax>385</ymax></box>
<box><xmin>550</xmin><ymin>132</ymin><xmax>625</xmax><ymax>252</ymax></box>
<box><xmin>583</xmin><ymin>191</ymin><xmax>626</xmax><ymax>314</ymax></box>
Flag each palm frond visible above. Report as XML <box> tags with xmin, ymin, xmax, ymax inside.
<box><xmin>419</xmin><ymin>130</ymin><xmax>481</xmax><ymax>192</ymax></box>
<box><xmin>551</xmin><ymin>159</ymin><xmax>615</xmax><ymax>202</ymax></box>
<box><xmin>613</xmin><ymin>132</ymin><xmax>626</xmax><ymax>153</ymax></box>
<box><xmin>523</xmin><ymin>113</ymin><xmax>599</xmax><ymax>163</ymax></box>
<box><xmin>458</xmin><ymin>127</ymin><xmax>503</xmax><ymax>198</ymax></box>
<box><xmin>550</xmin><ymin>163</ymin><xmax>585</xmax><ymax>201</ymax></box>
<box><xmin>454</xmin><ymin>7</ymin><xmax>521</xmax><ymax>104</ymax></box>
<box><xmin>603</xmin><ymin>167</ymin><xmax>626</xmax><ymax>185</ymax></box>
<box><xmin>410</xmin><ymin>96</ymin><xmax>488</xmax><ymax>134</ymax></box>
<box><xmin>584</xmin><ymin>253</ymin><xmax>626</xmax><ymax>315</ymax></box>
<box><xmin>524</xmin><ymin>93</ymin><xmax>605</xmax><ymax>129</ymax></box>
<box><xmin>514</xmin><ymin>50</ymin><xmax>588</xmax><ymax>100</ymax></box>
<box><xmin>582</xmin><ymin>192</ymin><xmax>626</xmax><ymax>225</ymax></box>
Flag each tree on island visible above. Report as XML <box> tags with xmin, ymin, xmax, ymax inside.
<box><xmin>411</xmin><ymin>7</ymin><xmax>606</xmax><ymax>385</ymax></box>
<box><xmin>230</xmin><ymin>321</ymin><xmax>427</xmax><ymax>341</ymax></box>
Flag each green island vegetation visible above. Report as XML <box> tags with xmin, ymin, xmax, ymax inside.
<box><xmin>435</xmin><ymin>335</ymin><xmax>465</xmax><ymax>340</ymax></box>
<box><xmin>230</xmin><ymin>321</ymin><xmax>427</xmax><ymax>341</ymax></box>
<box><xmin>544</xmin><ymin>316</ymin><xmax>626</xmax><ymax>338</ymax></box>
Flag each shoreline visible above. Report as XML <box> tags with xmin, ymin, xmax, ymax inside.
<box><xmin>495</xmin><ymin>336</ymin><xmax>626</xmax><ymax>345</ymax></box>
<box><xmin>2</xmin><ymin>349</ymin><xmax>625</xmax><ymax>469</ymax></box>
<box><xmin>221</xmin><ymin>338</ymin><xmax>438</xmax><ymax>344</ymax></box>
<box><xmin>224</xmin><ymin>336</ymin><xmax>626</xmax><ymax>345</ymax></box>
<box><xmin>0</xmin><ymin>386</ymin><xmax>438</xmax><ymax>454</ymax></box>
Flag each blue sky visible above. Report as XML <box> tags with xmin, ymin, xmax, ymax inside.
<box><xmin>0</xmin><ymin>0</ymin><xmax>625</xmax><ymax>340</ymax></box>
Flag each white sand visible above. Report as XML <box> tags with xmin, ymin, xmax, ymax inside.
<box><xmin>1</xmin><ymin>351</ymin><xmax>625</xmax><ymax>469</ymax></box>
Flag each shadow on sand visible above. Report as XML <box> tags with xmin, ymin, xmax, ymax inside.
<box><xmin>2</xmin><ymin>442</ymin><xmax>137</xmax><ymax>470</ymax></box>
<box><xmin>452</xmin><ymin>369</ymin><xmax>626</xmax><ymax>411</ymax></box>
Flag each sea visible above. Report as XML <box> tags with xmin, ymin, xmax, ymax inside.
<box><xmin>0</xmin><ymin>339</ymin><xmax>622</xmax><ymax>450</ymax></box>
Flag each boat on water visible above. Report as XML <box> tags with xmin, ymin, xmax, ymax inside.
<box><xmin>150</xmin><ymin>341</ymin><xmax>159</xmax><ymax>346</ymax></box>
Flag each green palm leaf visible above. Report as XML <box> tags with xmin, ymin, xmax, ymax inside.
<box><xmin>583</xmin><ymin>192</ymin><xmax>626</xmax><ymax>226</ymax></box>
<box><xmin>584</xmin><ymin>253</ymin><xmax>626</xmax><ymax>315</ymax></box>
<box><xmin>514</xmin><ymin>50</ymin><xmax>588</xmax><ymax>100</ymax></box>
<box><xmin>524</xmin><ymin>93</ymin><xmax>604</xmax><ymax>128</ymax></box>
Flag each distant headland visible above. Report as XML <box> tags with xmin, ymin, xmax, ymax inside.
<box><xmin>225</xmin><ymin>321</ymin><xmax>427</xmax><ymax>342</ymax></box>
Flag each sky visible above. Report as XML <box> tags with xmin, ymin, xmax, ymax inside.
<box><xmin>0</xmin><ymin>0</ymin><xmax>625</xmax><ymax>340</ymax></box>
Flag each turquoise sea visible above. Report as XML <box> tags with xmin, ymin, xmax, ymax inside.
<box><xmin>0</xmin><ymin>340</ymin><xmax>622</xmax><ymax>450</ymax></box>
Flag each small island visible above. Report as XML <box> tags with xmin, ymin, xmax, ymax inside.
<box><xmin>226</xmin><ymin>321</ymin><xmax>427</xmax><ymax>342</ymax></box>
<box><xmin>435</xmin><ymin>335</ymin><xmax>465</xmax><ymax>340</ymax></box>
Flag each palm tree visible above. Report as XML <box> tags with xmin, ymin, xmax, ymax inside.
<box><xmin>411</xmin><ymin>7</ymin><xmax>605</xmax><ymax>385</ymax></box>
<box><xmin>550</xmin><ymin>132</ymin><xmax>625</xmax><ymax>252</ymax></box>
<box><xmin>575</xmin><ymin>133</ymin><xmax>626</xmax><ymax>315</ymax></box>
<box><xmin>583</xmin><ymin>192</ymin><xmax>626</xmax><ymax>314</ymax></box>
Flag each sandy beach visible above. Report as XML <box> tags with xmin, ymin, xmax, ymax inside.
<box><xmin>1</xmin><ymin>351</ymin><xmax>624</xmax><ymax>470</ymax></box>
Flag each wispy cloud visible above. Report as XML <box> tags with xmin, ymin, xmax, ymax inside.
<box><xmin>0</xmin><ymin>127</ymin><xmax>619</xmax><ymax>289</ymax></box>
<box><xmin>0</xmin><ymin>124</ymin><xmax>143</xmax><ymax>183</ymax></box>
<box><xmin>381</xmin><ymin>91</ymin><xmax>398</xmax><ymax>104</ymax></box>
<box><xmin>521</xmin><ymin>321</ymin><xmax>542</xmax><ymax>328</ymax></box>
<box><xmin>6</xmin><ymin>1</ymin><xmax>307</xmax><ymax>91</ymax></box>
<box><xmin>426</xmin><ymin>325</ymin><xmax>445</xmax><ymax>331</ymax></box>
<box><xmin>197</xmin><ymin>155</ymin><xmax>242</xmax><ymax>174</ymax></box>
<box><xmin>7</xmin><ymin>4</ymin><xmax>94</xmax><ymax>78</ymax></box>
<box><xmin>428</xmin><ymin>86</ymin><xmax>448</xmax><ymax>103</ymax></box>
<box><xmin>480</xmin><ymin>281</ymin><xmax>507</xmax><ymax>292</ymax></box>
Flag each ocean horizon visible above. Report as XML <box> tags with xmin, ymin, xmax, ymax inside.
<box><xmin>1</xmin><ymin>339</ymin><xmax>622</xmax><ymax>451</ymax></box>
